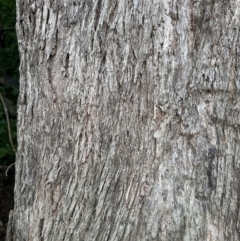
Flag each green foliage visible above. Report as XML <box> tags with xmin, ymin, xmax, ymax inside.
<box><xmin>0</xmin><ymin>0</ymin><xmax>19</xmax><ymax>165</ymax></box>
<box><xmin>0</xmin><ymin>0</ymin><xmax>19</xmax><ymax>77</ymax></box>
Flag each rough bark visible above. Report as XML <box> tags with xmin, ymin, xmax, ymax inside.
<box><xmin>8</xmin><ymin>0</ymin><xmax>240</xmax><ymax>240</ymax></box>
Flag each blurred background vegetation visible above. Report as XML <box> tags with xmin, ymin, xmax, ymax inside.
<box><xmin>0</xmin><ymin>0</ymin><xmax>19</xmax><ymax>165</ymax></box>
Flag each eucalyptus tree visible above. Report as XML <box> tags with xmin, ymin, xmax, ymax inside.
<box><xmin>7</xmin><ymin>1</ymin><xmax>240</xmax><ymax>240</ymax></box>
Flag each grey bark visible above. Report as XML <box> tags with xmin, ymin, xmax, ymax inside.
<box><xmin>8</xmin><ymin>0</ymin><xmax>240</xmax><ymax>240</ymax></box>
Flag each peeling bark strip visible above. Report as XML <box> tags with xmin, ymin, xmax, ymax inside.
<box><xmin>11</xmin><ymin>0</ymin><xmax>240</xmax><ymax>240</ymax></box>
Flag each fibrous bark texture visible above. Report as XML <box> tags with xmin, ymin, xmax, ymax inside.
<box><xmin>10</xmin><ymin>0</ymin><xmax>240</xmax><ymax>240</ymax></box>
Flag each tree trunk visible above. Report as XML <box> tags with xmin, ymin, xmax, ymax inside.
<box><xmin>8</xmin><ymin>1</ymin><xmax>240</xmax><ymax>240</ymax></box>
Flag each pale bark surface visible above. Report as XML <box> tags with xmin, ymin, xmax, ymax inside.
<box><xmin>8</xmin><ymin>0</ymin><xmax>240</xmax><ymax>240</ymax></box>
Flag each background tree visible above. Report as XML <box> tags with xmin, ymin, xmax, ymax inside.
<box><xmin>8</xmin><ymin>1</ymin><xmax>240</xmax><ymax>240</ymax></box>
<box><xmin>0</xmin><ymin>0</ymin><xmax>18</xmax><ymax>163</ymax></box>
<box><xmin>0</xmin><ymin>0</ymin><xmax>18</xmax><ymax>239</ymax></box>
